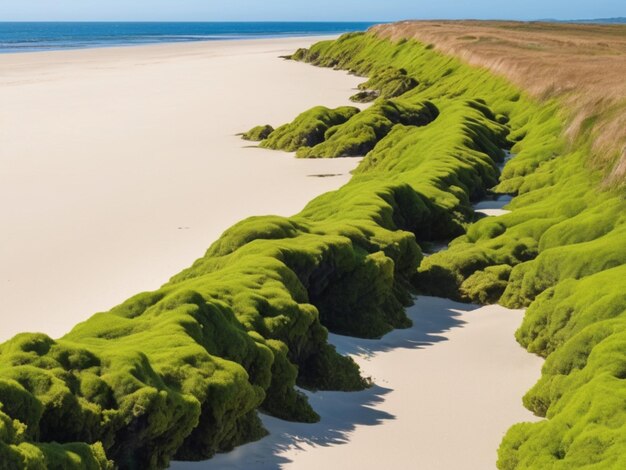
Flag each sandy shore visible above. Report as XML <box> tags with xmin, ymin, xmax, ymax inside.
<box><xmin>0</xmin><ymin>36</ymin><xmax>364</xmax><ymax>341</ymax></box>
<box><xmin>172</xmin><ymin>296</ymin><xmax>543</xmax><ymax>469</ymax></box>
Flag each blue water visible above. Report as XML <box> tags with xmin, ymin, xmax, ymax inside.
<box><xmin>0</xmin><ymin>22</ymin><xmax>377</xmax><ymax>53</ymax></box>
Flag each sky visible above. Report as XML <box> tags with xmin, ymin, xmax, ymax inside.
<box><xmin>0</xmin><ymin>0</ymin><xmax>624</xmax><ymax>22</ymax></box>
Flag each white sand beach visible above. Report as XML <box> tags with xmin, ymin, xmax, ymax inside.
<box><xmin>0</xmin><ymin>36</ymin><xmax>364</xmax><ymax>341</ymax></box>
<box><xmin>172</xmin><ymin>296</ymin><xmax>543</xmax><ymax>470</ymax></box>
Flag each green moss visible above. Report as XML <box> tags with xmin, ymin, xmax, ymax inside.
<box><xmin>349</xmin><ymin>90</ymin><xmax>379</xmax><ymax>103</ymax></box>
<box><xmin>357</xmin><ymin>66</ymin><xmax>419</xmax><ymax>98</ymax></box>
<box><xmin>460</xmin><ymin>264</ymin><xmax>512</xmax><ymax>304</ymax></box>
<box><xmin>241</xmin><ymin>124</ymin><xmax>274</xmax><ymax>141</ymax></box>
<box><xmin>498</xmin><ymin>267</ymin><xmax>626</xmax><ymax>468</ymax></box>
<box><xmin>296</xmin><ymin>99</ymin><xmax>438</xmax><ymax>158</ymax></box>
<box><xmin>260</xmin><ymin>105</ymin><xmax>359</xmax><ymax>152</ymax></box>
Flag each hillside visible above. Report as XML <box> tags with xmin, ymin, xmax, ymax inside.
<box><xmin>372</xmin><ymin>20</ymin><xmax>626</xmax><ymax>187</ymax></box>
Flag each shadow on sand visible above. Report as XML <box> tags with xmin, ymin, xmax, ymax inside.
<box><xmin>329</xmin><ymin>295</ymin><xmax>478</xmax><ymax>358</ymax></box>
<box><xmin>171</xmin><ymin>296</ymin><xmax>479</xmax><ymax>470</ymax></box>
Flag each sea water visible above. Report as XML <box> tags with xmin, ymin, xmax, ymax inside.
<box><xmin>0</xmin><ymin>22</ymin><xmax>377</xmax><ymax>53</ymax></box>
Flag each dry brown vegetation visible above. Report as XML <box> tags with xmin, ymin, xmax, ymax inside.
<box><xmin>371</xmin><ymin>21</ymin><xmax>626</xmax><ymax>186</ymax></box>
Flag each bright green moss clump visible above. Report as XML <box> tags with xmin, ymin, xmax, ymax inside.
<box><xmin>241</xmin><ymin>124</ymin><xmax>274</xmax><ymax>141</ymax></box>
<box><xmin>460</xmin><ymin>264</ymin><xmax>512</xmax><ymax>304</ymax></box>
<box><xmin>498</xmin><ymin>266</ymin><xmax>626</xmax><ymax>469</ymax></box>
<box><xmin>249</xmin><ymin>99</ymin><xmax>437</xmax><ymax>159</ymax></box>
<box><xmin>260</xmin><ymin>105</ymin><xmax>359</xmax><ymax>152</ymax></box>
<box><xmin>349</xmin><ymin>90</ymin><xmax>379</xmax><ymax>103</ymax></box>
<box><xmin>297</xmin><ymin>99</ymin><xmax>438</xmax><ymax>158</ymax></box>
<box><xmin>357</xmin><ymin>66</ymin><xmax>419</xmax><ymax>98</ymax></box>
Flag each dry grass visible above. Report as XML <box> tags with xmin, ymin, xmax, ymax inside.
<box><xmin>371</xmin><ymin>21</ymin><xmax>626</xmax><ymax>186</ymax></box>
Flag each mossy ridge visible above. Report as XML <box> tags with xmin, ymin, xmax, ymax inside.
<box><xmin>259</xmin><ymin>105</ymin><xmax>359</xmax><ymax>152</ymax></box>
<box><xmin>291</xmin><ymin>32</ymin><xmax>625</xmax><ymax>468</ymax></box>
<box><xmin>241</xmin><ymin>124</ymin><xmax>274</xmax><ymax>141</ymax></box>
<box><xmin>356</xmin><ymin>65</ymin><xmax>419</xmax><ymax>99</ymax></box>
<box><xmin>296</xmin><ymin>99</ymin><xmax>438</xmax><ymax>158</ymax></box>
<box><xmin>247</xmin><ymin>98</ymin><xmax>439</xmax><ymax>159</ymax></box>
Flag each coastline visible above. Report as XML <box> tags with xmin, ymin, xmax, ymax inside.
<box><xmin>0</xmin><ymin>34</ymin><xmax>342</xmax><ymax>58</ymax></box>
<box><xmin>0</xmin><ymin>21</ymin><xmax>378</xmax><ymax>54</ymax></box>
<box><xmin>0</xmin><ymin>35</ymin><xmax>362</xmax><ymax>341</ymax></box>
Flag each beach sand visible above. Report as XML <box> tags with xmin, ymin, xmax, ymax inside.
<box><xmin>172</xmin><ymin>296</ymin><xmax>543</xmax><ymax>470</ymax></box>
<box><xmin>0</xmin><ymin>36</ymin><xmax>364</xmax><ymax>341</ymax></box>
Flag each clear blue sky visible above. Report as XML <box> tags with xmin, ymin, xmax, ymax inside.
<box><xmin>0</xmin><ymin>0</ymin><xmax>624</xmax><ymax>22</ymax></box>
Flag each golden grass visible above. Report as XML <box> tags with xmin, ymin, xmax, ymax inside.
<box><xmin>371</xmin><ymin>21</ymin><xmax>626</xmax><ymax>186</ymax></box>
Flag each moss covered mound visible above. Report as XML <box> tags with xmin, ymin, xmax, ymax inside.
<box><xmin>498</xmin><ymin>266</ymin><xmax>626</xmax><ymax>469</ymax></box>
<box><xmin>241</xmin><ymin>124</ymin><xmax>274</xmax><ymax>141</ymax></box>
<box><xmin>260</xmin><ymin>105</ymin><xmax>359</xmax><ymax>152</ymax></box>
<box><xmin>357</xmin><ymin>66</ymin><xmax>419</xmax><ymax>98</ymax></box>
<box><xmin>296</xmin><ymin>99</ymin><xmax>438</xmax><ymax>158</ymax></box>
<box><xmin>349</xmin><ymin>90</ymin><xmax>379</xmax><ymax>103</ymax></box>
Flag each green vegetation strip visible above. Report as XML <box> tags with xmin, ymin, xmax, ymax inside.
<box><xmin>1</xmin><ymin>31</ymin><xmax>624</xmax><ymax>469</ymax></box>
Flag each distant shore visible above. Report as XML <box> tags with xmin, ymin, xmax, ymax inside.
<box><xmin>0</xmin><ymin>22</ymin><xmax>377</xmax><ymax>53</ymax></box>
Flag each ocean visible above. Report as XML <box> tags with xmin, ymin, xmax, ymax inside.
<box><xmin>0</xmin><ymin>22</ymin><xmax>377</xmax><ymax>53</ymax></box>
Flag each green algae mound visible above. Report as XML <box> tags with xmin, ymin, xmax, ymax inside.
<box><xmin>241</xmin><ymin>124</ymin><xmax>274</xmax><ymax>141</ymax></box>
<box><xmin>1</xmin><ymin>30</ymin><xmax>624</xmax><ymax>470</ymax></box>
<box><xmin>297</xmin><ymin>99</ymin><xmax>438</xmax><ymax>158</ymax></box>
<box><xmin>247</xmin><ymin>99</ymin><xmax>438</xmax><ymax>159</ymax></box>
<box><xmin>260</xmin><ymin>105</ymin><xmax>359</xmax><ymax>152</ymax></box>
<box><xmin>349</xmin><ymin>90</ymin><xmax>379</xmax><ymax>103</ymax></box>
<box><xmin>356</xmin><ymin>66</ymin><xmax>419</xmax><ymax>98</ymax></box>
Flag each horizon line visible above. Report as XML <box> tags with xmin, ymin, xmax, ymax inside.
<box><xmin>0</xmin><ymin>17</ymin><xmax>624</xmax><ymax>23</ymax></box>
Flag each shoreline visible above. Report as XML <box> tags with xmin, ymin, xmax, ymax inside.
<box><xmin>0</xmin><ymin>36</ymin><xmax>363</xmax><ymax>341</ymax></box>
<box><xmin>0</xmin><ymin>33</ymin><xmax>343</xmax><ymax>57</ymax></box>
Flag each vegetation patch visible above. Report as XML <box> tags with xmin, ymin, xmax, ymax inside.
<box><xmin>260</xmin><ymin>105</ymin><xmax>359</xmax><ymax>152</ymax></box>
<box><xmin>297</xmin><ymin>99</ymin><xmax>438</xmax><ymax>158</ymax></box>
<box><xmin>241</xmin><ymin>124</ymin><xmax>274</xmax><ymax>141</ymax></box>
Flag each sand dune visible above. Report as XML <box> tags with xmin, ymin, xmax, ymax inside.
<box><xmin>172</xmin><ymin>296</ymin><xmax>543</xmax><ymax>469</ymax></box>
<box><xmin>0</xmin><ymin>37</ymin><xmax>363</xmax><ymax>341</ymax></box>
